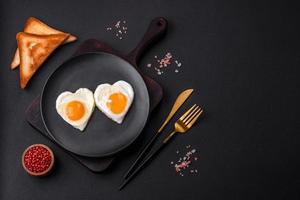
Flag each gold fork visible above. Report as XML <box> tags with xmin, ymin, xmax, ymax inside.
<box><xmin>163</xmin><ymin>104</ymin><xmax>203</xmax><ymax>143</ymax></box>
<box><xmin>119</xmin><ymin>104</ymin><xmax>203</xmax><ymax>190</ymax></box>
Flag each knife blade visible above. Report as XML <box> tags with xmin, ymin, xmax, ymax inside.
<box><xmin>157</xmin><ymin>88</ymin><xmax>193</xmax><ymax>133</ymax></box>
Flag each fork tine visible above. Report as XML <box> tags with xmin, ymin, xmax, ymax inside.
<box><xmin>187</xmin><ymin>109</ymin><xmax>203</xmax><ymax>128</ymax></box>
<box><xmin>184</xmin><ymin>107</ymin><xmax>202</xmax><ymax>125</ymax></box>
<box><xmin>179</xmin><ymin>104</ymin><xmax>196</xmax><ymax>121</ymax></box>
<box><xmin>182</xmin><ymin>105</ymin><xmax>200</xmax><ymax>123</ymax></box>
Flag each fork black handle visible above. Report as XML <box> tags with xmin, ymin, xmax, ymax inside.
<box><xmin>119</xmin><ymin>137</ymin><xmax>173</xmax><ymax>190</ymax></box>
<box><xmin>123</xmin><ymin>132</ymin><xmax>160</xmax><ymax>179</ymax></box>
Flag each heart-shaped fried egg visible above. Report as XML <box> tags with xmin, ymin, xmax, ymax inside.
<box><xmin>94</xmin><ymin>80</ymin><xmax>134</xmax><ymax>124</ymax></box>
<box><xmin>56</xmin><ymin>88</ymin><xmax>95</xmax><ymax>131</ymax></box>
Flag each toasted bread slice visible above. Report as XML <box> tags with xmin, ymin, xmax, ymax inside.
<box><xmin>24</xmin><ymin>17</ymin><xmax>77</xmax><ymax>42</ymax></box>
<box><xmin>17</xmin><ymin>32</ymin><xmax>69</xmax><ymax>89</ymax></box>
<box><xmin>11</xmin><ymin>17</ymin><xmax>76</xmax><ymax>69</ymax></box>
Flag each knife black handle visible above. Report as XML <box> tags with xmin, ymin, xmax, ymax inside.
<box><xmin>123</xmin><ymin>132</ymin><xmax>160</xmax><ymax>179</ymax></box>
<box><xmin>119</xmin><ymin>135</ymin><xmax>174</xmax><ymax>190</ymax></box>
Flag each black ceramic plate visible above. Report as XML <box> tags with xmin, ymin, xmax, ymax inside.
<box><xmin>41</xmin><ymin>53</ymin><xmax>150</xmax><ymax>157</ymax></box>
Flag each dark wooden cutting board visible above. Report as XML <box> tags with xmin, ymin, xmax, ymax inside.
<box><xmin>25</xmin><ymin>38</ymin><xmax>164</xmax><ymax>172</ymax></box>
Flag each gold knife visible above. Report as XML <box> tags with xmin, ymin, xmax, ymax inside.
<box><xmin>123</xmin><ymin>88</ymin><xmax>193</xmax><ymax>179</ymax></box>
<box><xmin>157</xmin><ymin>88</ymin><xmax>194</xmax><ymax>133</ymax></box>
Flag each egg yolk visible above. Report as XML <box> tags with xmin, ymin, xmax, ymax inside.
<box><xmin>66</xmin><ymin>101</ymin><xmax>85</xmax><ymax>121</ymax></box>
<box><xmin>107</xmin><ymin>92</ymin><xmax>127</xmax><ymax>114</ymax></box>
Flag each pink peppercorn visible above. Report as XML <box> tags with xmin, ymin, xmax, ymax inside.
<box><xmin>22</xmin><ymin>144</ymin><xmax>54</xmax><ymax>176</ymax></box>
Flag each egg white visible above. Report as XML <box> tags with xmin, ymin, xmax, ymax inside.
<box><xmin>56</xmin><ymin>88</ymin><xmax>95</xmax><ymax>131</ymax></box>
<box><xmin>94</xmin><ymin>80</ymin><xmax>134</xmax><ymax>124</ymax></box>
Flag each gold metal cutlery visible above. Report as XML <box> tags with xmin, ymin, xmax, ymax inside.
<box><xmin>123</xmin><ymin>89</ymin><xmax>194</xmax><ymax>179</ymax></box>
<box><xmin>119</xmin><ymin>103</ymin><xmax>203</xmax><ymax>190</ymax></box>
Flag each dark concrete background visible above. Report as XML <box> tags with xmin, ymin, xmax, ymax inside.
<box><xmin>1</xmin><ymin>0</ymin><xmax>299</xmax><ymax>199</ymax></box>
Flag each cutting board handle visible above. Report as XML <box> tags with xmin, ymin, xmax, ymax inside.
<box><xmin>127</xmin><ymin>17</ymin><xmax>168</xmax><ymax>66</ymax></box>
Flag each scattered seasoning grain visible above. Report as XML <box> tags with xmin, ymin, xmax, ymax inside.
<box><xmin>175</xmin><ymin>60</ymin><xmax>182</xmax><ymax>67</ymax></box>
<box><xmin>106</xmin><ymin>20</ymin><xmax>128</xmax><ymax>40</ymax></box>
<box><xmin>170</xmin><ymin>145</ymin><xmax>199</xmax><ymax>176</ymax></box>
<box><xmin>145</xmin><ymin>52</ymin><xmax>182</xmax><ymax>75</ymax></box>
